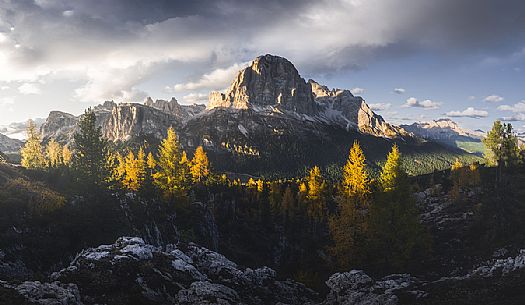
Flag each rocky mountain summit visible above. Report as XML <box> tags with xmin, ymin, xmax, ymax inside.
<box><xmin>208</xmin><ymin>54</ymin><xmax>318</xmax><ymax>115</ymax></box>
<box><xmin>208</xmin><ymin>54</ymin><xmax>402</xmax><ymax>137</ymax></box>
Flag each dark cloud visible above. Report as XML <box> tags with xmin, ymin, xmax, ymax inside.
<box><xmin>1</xmin><ymin>0</ymin><xmax>525</xmax><ymax>100</ymax></box>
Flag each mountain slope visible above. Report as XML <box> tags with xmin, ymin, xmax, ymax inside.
<box><xmin>0</xmin><ymin>133</ymin><xmax>23</xmax><ymax>154</ymax></box>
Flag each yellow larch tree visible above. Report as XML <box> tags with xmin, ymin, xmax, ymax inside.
<box><xmin>306</xmin><ymin>166</ymin><xmax>324</xmax><ymax>200</ymax></box>
<box><xmin>62</xmin><ymin>145</ymin><xmax>73</xmax><ymax>166</ymax></box>
<box><xmin>341</xmin><ymin>141</ymin><xmax>370</xmax><ymax>200</ymax></box>
<box><xmin>20</xmin><ymin>119</ymin><xmax>46</xmax><ymax>169</ymax></box>
<box><xmin>122</xmin><ymin>148</ymin><xmax>146</xmax><ymax>192</ymax></box>
<box><xmin>379</xmin><ymin>144</ymin><xmax>402</xmax><ymax>192</ymax></box>
<box><xmin>45</xmin><ymin>139</ymin><xmax>63</xmax><ymax>167</ymax></box>
<box><xmin>329</xmin><ymin>141</ymin><xmax>371</xmax><ymax>269</ymax></box>
<box><xmin>190</xmin><ymin>146</ymin><xmax>210</xmax><ymax>183</ymax></box>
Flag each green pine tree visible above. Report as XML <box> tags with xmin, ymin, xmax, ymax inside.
<box><xmin>73</xmin><ymin>108</ymin><xmax>109</xmax><ymax>186</ymax></box>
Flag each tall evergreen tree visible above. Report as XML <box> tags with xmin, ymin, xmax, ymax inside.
<box><xmin>152</xmin><ymin>127</ymin><xmax>187</xmax><ymax>199</ymax></box>
<box><xmin>20</xmin><ymin>119</ymin><xmax>46</xmax><ymax>169</ymax></box>
<box><xmin>368</xmin><ymin>144</ymin><xmax>429</xmax><ymax>273</ymax></box>
<box><xmin>483</xmin><ymin>120</ymin><xmax>518</xmax><ymax>167</ymax></box>
<box><xmin>73</xmin><ymin>108</ymin><xmax>109</xmax><ymax>186</ymax></box>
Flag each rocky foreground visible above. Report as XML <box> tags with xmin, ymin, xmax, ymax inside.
<box><xmin>1</xmin><ymin>236</ymin><xmax>524</xmax><ymax>305</ymax></box>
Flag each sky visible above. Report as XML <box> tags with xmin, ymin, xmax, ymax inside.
<box><xmin>0</xmin><ymin>0</ymin><xmax>525</xmax><ymax>133</ymax></box>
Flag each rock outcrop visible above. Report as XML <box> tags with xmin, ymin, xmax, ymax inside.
<box><xmin>321</xmin><ymin>248</ymin><xmax>525</xmax><ymax>305</ymax></box>
<box><xmin>3</xmin><ymin>237</ymin><xmax>316</xmax><ymax>305</ymax></box>
<box><xmin>322</xmin><ymin>270</ymin><xmax>420</xmax><ymax>305</ymax></box>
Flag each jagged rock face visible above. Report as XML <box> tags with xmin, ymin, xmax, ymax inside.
<box><xmin>309</xmin><ymin>80</ymin><xmax>404</xmax><ymax>137</ymax></box>
<box><xmin>34</xmin><ymin>237</ymin><xmax>317</xmax><ymax>305</ymax></box>
<box><xmin>104</xmin><ymin>103</ymin><xmax>179</xmax><ymax>141</ymax></box>
<box><xmin>144</xmin><ymin>97</ymin><xmax>205</xmax><ymax>120</ymax></box>
<box><xmin>0</xmin><ymin>133</ymin><xmax>23</xmax><ymax>154</ymax></box>
<box><xmin>40</xmin><ymin>111</ymin><xmax>78</xmax><ymax>143</ymax></box>
<box><xmin>208</xmin><ymin>54</ymin><xmax>318</xmax><ymax>115</ymax></box>
<box><xmin>207</xmin><ymin>55</ymin><xmax>402</xmax><ymax>138</ymax></box>
<box><xmin>40</xmin><ymin>100</ymin><xmax>206</xmax><ymax>144</ymax></box>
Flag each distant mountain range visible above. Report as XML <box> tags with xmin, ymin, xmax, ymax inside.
<box><xmin>401</xmin><ymin>119</ymin><xmax>485</xmax><ymax>155</ymax></box>
<box><xmin>0</xmin><ymin>133</ymin><xmax>23</xmax><ymax>154</ymax></box>
<box><xmin>1</xmin><ymin>54</ymin><xmax>481</xmax><ymax>175</ymax></box>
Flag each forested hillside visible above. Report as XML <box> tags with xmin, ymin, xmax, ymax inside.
<box><xmin>1</xmin><ymin>112</ymin><xmax>525</xmax><ymax>304</ymax></box>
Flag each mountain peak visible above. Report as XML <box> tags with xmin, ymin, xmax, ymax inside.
<box><xmin>207</xmin><ymin>54</ymin><xmax>317</xmax><ymax>114</ymax></box>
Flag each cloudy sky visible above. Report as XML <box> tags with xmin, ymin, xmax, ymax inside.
<box><xmin>0</xmin><ymin>0</ymin><xmax>524</xmax><ymax>132</ymax></box>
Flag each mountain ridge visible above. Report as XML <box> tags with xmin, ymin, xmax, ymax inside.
<box><xmin>11</xmin><ymin>54</ymin><xmax>481</xmax><ymax>175</ymax></box>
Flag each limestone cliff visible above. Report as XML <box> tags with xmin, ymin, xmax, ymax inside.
<box><xmin>208</xmin><ymin>54</ymin><xmax>318</xmax><ymax>115</ymax></box>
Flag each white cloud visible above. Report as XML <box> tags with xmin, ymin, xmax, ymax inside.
<box><xmin>0</xmin><ymin>33</ymin><xmax>8</xmax><ymax>43</ymax></box>
<box><xmin>171</xmin><ymin>62</ymin><xmax>247</xmax><ymax>93</ymax></box>
<box><xmin>62</xmin><ymin>10</ymin><xmax>74</xmax><ymax>17</ymax></box>
<box><xmin>350</xmin><ymin>87</ymin><xmax>365</xmax><ymax>95</ymax></box>
<box><xmin>500</xmin><ymin>113</ymin><xmax>525</xmax><ymax>121</ymax></box>
<box><xmin>74</xmin><ymin>62</ymin><xmax>152</xmax><ymax>102</ymax></box>
<box><xmin>369</xmin><ymin>103</ymin><xmax>391</xmax><ymax>111</ymax></box>
<box><xmin>497</xmin><ymin>101</ymin><xmax>525</xmax><ymax>113</ymax></box>
<box><xmin>393</xmin><ymin>88</ymin><xmax>405</xmax><ymax>94</ymax></box>
<box><xmin>0</xmin><ymin>97</ymin><xmax>15</xmax><ymax>105</ymax></box>
<box><xmin>18</xmin><ymin>83</ymin><xmax>42</xmax><ymax>95</ymax></box>
<box><xmin>484</xmin><ymin>95</ymin><xmax>504</xmax><ymax>103</ymax></box>
<box><xmin>468</xmin><ymin>95</ymin><xmax>476</xmax><ymax>100</ymax></box>
<box><xmin>402</xmin><ymin>97</ymin><xmax>441</xmax><ymax>109</ymax></box>
<box><xmin>0</xmin><ymin>85</ymin><xmax>9</xmax><ymax>90</ymax></box>
<box><xmin>447</xmin><ymin>107</ymin><xmax>488</xmax><ymax>118</ymax></box>
<box><xmin>181</xmin><ymin>93</ymin><xmax>208</xmax><ymax>104</ymax></box>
